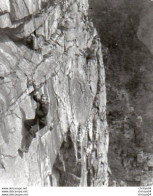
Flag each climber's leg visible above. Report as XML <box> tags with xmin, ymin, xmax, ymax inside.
<box><xmin>29</xmin><ymin>124</ymin><xmax>39</xmax><ymax>138</ymax></box>
<box><xmin>18</xmin><ymin>123</ymin><xmax>38</xmax><ymax>153</ymax></box>
<box><xmin>18</xmin><ymin>147</ymin><xmax>28</xmax><ymax>153</ymax></box>
<box><xmin>18</xmin><ymin>134</ymin><xmax>33</xmax><ymax>153</ymax></box>
<box><xmin>24</xmin><ymin>119</ymin><xmax>38</xmax><ymax>137</ymax></box>
<box><xmin>24</xmin><ymin>119</ymin><xmax>37</xmax><ymax>131</ymax></box>
<box><xmin>25</xmin><ymin>134</ymin><xmax>33</xmax><ymax>151</ymax></box>
<box><xmin>39</xmin><ymin>122</ymin><xmax>46</xmax><ymax>130</ymax></box>
<box><xmin>29</xmin><ymin>121</ymin><xmax>46</xmax><ymax>137</ymax></box>
<box><xmin>18</xmin><ymin>120</ymin><xmax>39</xmax><ymax>153</ymax></box>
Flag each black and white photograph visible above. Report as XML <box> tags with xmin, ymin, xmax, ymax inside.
<box><xmin>0</xmin><ymin>0</ymin><xmax>152</xmax><ymax>190</ymax></box>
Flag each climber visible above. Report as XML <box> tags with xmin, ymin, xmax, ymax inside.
<box><xmin>25</xmin><ymin>92</ymin><xmax>49</xmax><ymax>137</ymax></box>
<box><xmin>18</xmin><ymin>89</ymin><xmax>49</xmax><ymax>153</ymax></box>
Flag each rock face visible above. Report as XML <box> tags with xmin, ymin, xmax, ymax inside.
<box><xmin>137</xmin><ymin>1</ymin><xmax>153</xmax><ymax>55</ymax></box>
<box><xmin>0</xmin><ymin>0</ymin><xmax>108</xmax><ymax>186</ymax></box>
<box><xmin>89</xmin><ymin>0</ymin><xmax>153</xmax><ymax>186</ymax></box>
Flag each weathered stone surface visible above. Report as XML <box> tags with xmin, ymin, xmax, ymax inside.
<box><xmin>70</xmin><ymin>75</ymin><xmax>92</xmax><ymax>124</ymax></box>
<box><xmin>137</xmin><ymin>2</ymin><xmax>153</xmax><ymax>55</ymax></box>
<box><xmin>10</xmin><ymin>0</ymin><xmax>49</xmax><ymax>21</ymax></box>
<box><xmin>0</xmin><ymin>0</ymin><xmax>108</xmax><ymax>186</ymax></box>
<box><xmin>0</xmin><ymin>13</ymin><xmax>12</xmax><ymax>28</ymax></box>
<box><xmin>89</xmin><ymin>0</ymin><xmax>153</xmax><ymax>186</ymax></box>
<box><xmin>0</xmin><ymin>0</ymin><xmax>10</xmax><ymax>13</ymax></box>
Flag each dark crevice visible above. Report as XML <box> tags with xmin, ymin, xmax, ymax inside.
<box><xmin>52</xmin><ymin>131</ymin><xmax>81</xmax><ymax>186</ymax></box>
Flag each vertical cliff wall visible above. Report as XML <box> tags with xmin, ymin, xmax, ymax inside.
<box><xmin>0</xmin><ymin>0</ymin><xmax>109</xmax><ymax>186</ymax></box>
<box><xmin>88</xmin><ymin>0</ymin><xmax>153</xmax><ymax>186</ymax></box>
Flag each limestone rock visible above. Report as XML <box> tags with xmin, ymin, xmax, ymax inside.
<box><xmin>88</xmin><ymin>0</ymin><xmax>153</xmax><ymax>187</ymax></box>
<box><xmin>0</xmin><ymin>13</ymin><xmax>12</xmax><ymax>28</ymax></box>
<box><xmin>0</xmin><ymin>0</ymin><xmax>10</xmax><ymax>14</ymax></box>
<box><xmin>137</xmin><ymin>2</ymin><xmax>153</xmax><ymax>55</ymax></box>
<box><xmin>0</xmin><ymin>0</ymin><xmax>108</xmax><ymax>186</ymax></box>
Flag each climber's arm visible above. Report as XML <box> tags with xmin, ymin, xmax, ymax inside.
<box><xmin>32</xmin><ymin>83</ymin><xmax>41</xmax><ymax>103</ymax></box>
<box><xmin>33</xmin><ymin>92</ymin><xmax>41</xmax><ymax>103</ymax></box>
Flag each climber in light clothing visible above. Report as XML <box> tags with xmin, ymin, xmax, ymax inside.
<box><xmin>18</xmin><ymin>89</ymin><xmax>49</xmax><ymax>153</ymax></box>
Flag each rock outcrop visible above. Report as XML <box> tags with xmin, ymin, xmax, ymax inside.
<box><xmin>137</xmin><ymin>0</ymin><xmax>153</xmax><ymax>55</ymax></box>
<box><xmin>88</xmin><ymin>0</ymin><xmax>153</xmax><ymax>186</ymax></box>
<box><xmin>0</xmin><ymin>0</ymin><xmax>108</xmax><ymax>186</ymax></box>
